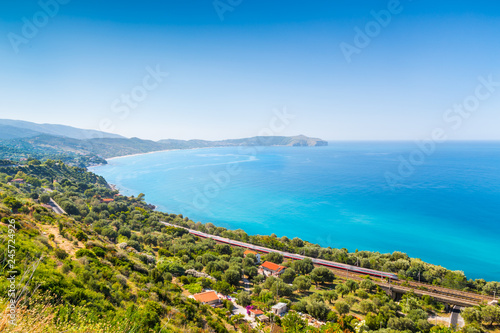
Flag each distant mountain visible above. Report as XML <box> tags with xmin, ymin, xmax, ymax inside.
<box><xmin>158</xmin><ymin>135</ymin><xmax>328</xmax><ymax>148</ymax></box>
<box><xmin>0</xmin><ymin>119</ymin><xmax>124</xmax><ymax>140</ymax></box>
<box><xmin>0</xmin><ymin>119</ymin><xmax>327</xmax><ymax>165</ymax></box>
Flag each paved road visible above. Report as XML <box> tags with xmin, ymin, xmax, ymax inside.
<box><xmin>49</xmin><ymin>198</ymin><xmax>66</xmax><ymax>214</ymax></box>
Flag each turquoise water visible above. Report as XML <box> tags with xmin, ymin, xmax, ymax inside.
<box><xmin>91</xmin><ymin>142</ymin><xmax>500</xmax><ymax>281</ymax></box>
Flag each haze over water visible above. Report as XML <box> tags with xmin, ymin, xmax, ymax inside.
<box><xmin>92</xmin><ymin>142</ymin><xmax>500</xmax><ymax>281</ymax></box>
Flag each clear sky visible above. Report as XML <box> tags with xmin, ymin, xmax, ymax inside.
<box><xmin>1</xmin><ymin>0</ymin><xmax>500</xmax><ymax>141</ymax></box>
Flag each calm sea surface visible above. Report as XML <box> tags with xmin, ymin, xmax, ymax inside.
<box><xmin>91</xmin><ymin>142</ymin><xmax>500</xmax><ymax>281</ymax></box>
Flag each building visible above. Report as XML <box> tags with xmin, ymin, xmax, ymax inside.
<box><xmin>192</xmin><ymin>291</ymin><xmax>220</xmax><ymax>306</ymax></box>
<box><xmin>244</xmin><ymin>249</ymin><xmax>261</xmax><ymax>263</ymax></box>
<box><xmin>12</xmin><ymin>178</ymin><xmax>25</xmax><ymax>184</ymax></box>
<box><xmin>249</xmin><ymin>308</ymin><xmax>264</xmax><ymax>319</ymax></box>
<box><xmin>257</xmin><ymin>315</ymin><xmax>269</xmax><ymax>323</ymax></box>
<box><xmin>259</xmin><ymin>261</ymin><xmax>286</xmax><ymax>277</ymax></box>
<box><xmin>101</xmin><ymin>198</ymin><xmax>114</xmax><ymax>203</ymax></box>
<box><xmin>271</xmin><ymin>302</ymin><xmax>288</xmax><ymax>316</ymax></box>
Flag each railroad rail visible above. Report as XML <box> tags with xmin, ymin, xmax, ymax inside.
<box><xmin>161</xmin><ymin>222</ymin><xmax>494</xmax><ymax>306</ymax></box>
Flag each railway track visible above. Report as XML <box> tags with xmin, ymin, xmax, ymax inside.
<box><xmin>162</xmin><ymin>222</ymin><xmax>494</xmax><ymax>305</ymax></box>
<box><xmin>317</xmin><ymin>264</ymin><xmax>491</xmax><ymax>304</ymax></box>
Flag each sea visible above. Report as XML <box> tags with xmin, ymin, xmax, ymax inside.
<box><xmin>90</xmin><ymin>141</ymin><xmax>500</xmax><ymax>281</ymax></box>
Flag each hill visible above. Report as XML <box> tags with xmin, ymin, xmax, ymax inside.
<box><xmin>0</xmin><ymin>120</ymin><xmax>328</xmax><ymax>166</ymax></box>
<box><xmin>0</xmin><ymin>159</ymin><xmax>498</xmax><ymax>332</ymax></box>
<box><xmin>0</xmin><ymin>119</ymin><xmax>124</xmax><ymax>140</ymax></box>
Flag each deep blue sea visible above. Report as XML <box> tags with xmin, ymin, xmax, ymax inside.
<box><xmin>91</xmin><ymin>142</ymin><xmax>500</xmax><ymax>281</ymax></box>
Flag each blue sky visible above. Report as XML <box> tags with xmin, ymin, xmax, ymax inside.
<box><xmin>1</xmin><ymin>0</ymin><xmax>500</xmax><ymax>140</ymax></box>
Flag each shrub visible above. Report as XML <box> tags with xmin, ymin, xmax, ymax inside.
<box><xmin>75</xmin><ymin>230</ymin><xmax>88</xmax><ymax>242</ymax></box>
<box><xmin>75</xmin><ymin>249</ymin><xmax>97</xmax><ymax>259</ymax></box>
<box><xmin>54</xmin><ymin>248</ymin><xmax>69</xmax><ymax>260</ymax></box>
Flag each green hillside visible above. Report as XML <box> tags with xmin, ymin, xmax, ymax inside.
<box><xmin>0</xmin><ymin>131</ymin><xmax>328</xmax><ymax>166</ymax></box>
<box><xmin>0</xmin><ymin>160</ymin><xmax>498</xmax><ymax>332</ymax></box>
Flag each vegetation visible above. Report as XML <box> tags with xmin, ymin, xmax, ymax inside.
<box><xmin>0</xmin><ymin>158</ymin><xmax>498</xmax><ymax>332</ymax></box>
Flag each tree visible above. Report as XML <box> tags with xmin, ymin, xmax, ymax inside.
<box><xmin>324</xmin><ymin>290</ymin><xmax>338</xmax><ymax>304</ymax></box>
<box><xmin>214</xmin><ymin>281</ymin><xmax>232</xmax><ymax>295</ymax></box>
<box><xmin>335</xmin><ymin>283</ymin><xmax>349</xmax><ymax>297</ymax></box>
<box><xmin>359</xmin><ymin>300</ymin><xmax>377</xmax><ymax>314</ymax></box>
<box><xmin>39</xmin><ymin>193</ymin><xmax>51</xmax><ymax>204</ymax></box>
<box><xmin>281</xmin><ymin>311</ymin><xmax>307</xmax><ymax>333</ymax></box>
<box><xmin>3</xmin><ymin>197</ymin><xmax>22</xmax><ymax>210</ymax></box>
<box><xmin>119</xmin><ymin>227</ymin><xmax>131</xmax><ymax>238</ymax></box>
<box><xmin>102</xmin><ymin>227</ymin><xmax>118</xmax><ymax>241</ymax></box>
<box><xmin>306</xmin><ymin>301</ymin><xmax>330</xmax><ymax>321</ymax></box>
<box><xmin>482</xmin><ymin>305</ymin><xmax>500</xmax><ymax>325</ymax></box>
<box><xmin>237</xmin><ymin>291</ymin><xmax>252</xmax><ymax>307</ymax></box>
<box><xmin>360</xmin><ymin>279</ymin><xmax>376</xmax><ymax>292</ymax></box>
<box><xmin>281</xmin><ymin>268</ymin><xmax>296</xmax><ymax>283</ymax></box>
<box><xmin>310</xmin><ymin>267</ymin><xmax>335</xmax><ymax>286</ymax></box>
<box><xmin>60</xmin><ymin>201</ymin><xmax>79</xmax><ymax>215</ymax></box>
<box><xmin>388</xmin><ymin>317</ymin><xmax>415</xmax><ymax>332</ymax></box>
<box><xmin>291</xmin><ymin>237</ymin><xmax>304</xmax><ymax>247</ymax></box>
<box><xmin>335</xmin><ymin>301</ymin><xmax>350</xmax><ymax>315</ymax></box>
<box><xmin>345</xmin><ymin>279</ymin><xmax>359</xmax><ymax>293</ymax></box>
<box><xmin>483</xmin><ymin>281</ymin><xmax>500</xmax><ymax>297</ymax></box>
<box><xmin>265</xmin><ymin>252</ymin><xmax>283</xmax><ymax>264</ymax></box>
<box><xmin>293</xmin><ymin>258</ymin><xmax>314</xmax><ymax>275</ymax></box>
<box><xmin>293</xmin><ymin>276</ymin><xmax>312</xmax><ymax>293</ymax></box>
<box><xmin>245</xmin><ymin>266</ymin><xmax>258</xmax><ymax>278</ymax></box>
<box><xmin>215</xmin><ymin>244</ymin><xmax>231</xmax><ymax>255</ymax></box>
<box><xmin>407</xmin><ymin>308</ymin><xmax>428</xmax><ymax>322</ymax></box>
<box><xmin>461</xmin><ymin>307</ymin><xmax>482</xmax><ymax>325</ymax></box>
<box><xmin>223</xmin><ymin>269</ymin><xmax>240</xmax><ymax>286</ymax></box>
<box><xmin>271</xmin><ymin>280</ymin><xmax>293</xmax><ymax>297</ymax></box>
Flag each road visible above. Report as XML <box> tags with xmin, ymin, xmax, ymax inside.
<box><xmin>49</xmin><ymin>198</ymin><xmax>66</xmax><ymax>214</ymax></box>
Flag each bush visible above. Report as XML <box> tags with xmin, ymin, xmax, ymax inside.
<box><xmin>54</xmin><ymin>248</ymin><xmax>69</xmax><ymax>260</ymax></box>
<box><xmin>75</xmin><ymin>249</ymin><xmax>97</xmax><ymax>259</ymax></box>
<box><xmin>92</xmin><ymin>247</ymin><xmax>106</xmax><ymax>258</ymax></box>
<box><xmin>74</xmin><ymin>230</ymin><xmax>88</xmax><ymax>242</ymax></box>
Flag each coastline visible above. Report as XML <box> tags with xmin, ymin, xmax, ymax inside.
<box><xmin>105</xmin><ymin>148</ymin><xmax>179</xmax><ymax>161</ymax></box>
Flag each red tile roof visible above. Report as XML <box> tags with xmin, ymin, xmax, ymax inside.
<box><xmin>102</xmin><ymin>198</ymin><xmax>114</xmax><ymax>203</ymax></box>
<box><xmin>244</xmin><ymin>250</ymin><xmax>258</xmax><ymax>255</ymax></box>
<box><xmin>260</xmin><ymin>261</ymin><xmax>286</xmax><ymax>273</ymax></box>
<box><xmin>193</xmin><ymin>291</ymin><xmax>219</xmax><ymax>303</ymax></box>
<box><xmin>250</xmin><ymin>309</ymin><xmax>264</xmax><ymax>315</ymax></box>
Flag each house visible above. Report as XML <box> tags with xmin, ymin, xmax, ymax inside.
<box><xmin>249</xmin><ymin>308</ymin><xmax>264</xmax><ymax>319</ymax></box>
<box><xmin>244</xmin><ymin>249</ymin><xmax>261</xmax><ymax>263</ymax></box>
<box><xmin>192</xmin><ymin>291</ymin><xmax>220</xmax><ymax>306</ymax></box>
<box><xmin>259</xmin><ymin>261</ymin><xmax>286</xmax><ymax>277</ymax></box>
<box><xmin>257</xmin><ymin>315</ymin><xmax>269</xmax><ymax>323</ymax></box>
<box><xmin>272</xmin><ymin>302</ymin><xmax>288</xmax><ymax>316</ymax></box>
<box><xmin>101</xmin><ymin>198</ymin><xmax>114</xmax><ymax>203</ymax></box>
<box><xmin>12</xmin><ymin>179</ymin><xmax>25</xmax><ymax>184</ymax></box>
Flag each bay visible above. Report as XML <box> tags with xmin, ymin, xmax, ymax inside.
<box><xmin>91</xmin><ymin>141</ymin><xmax>500</xmax><ymax>281</ymax></box>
